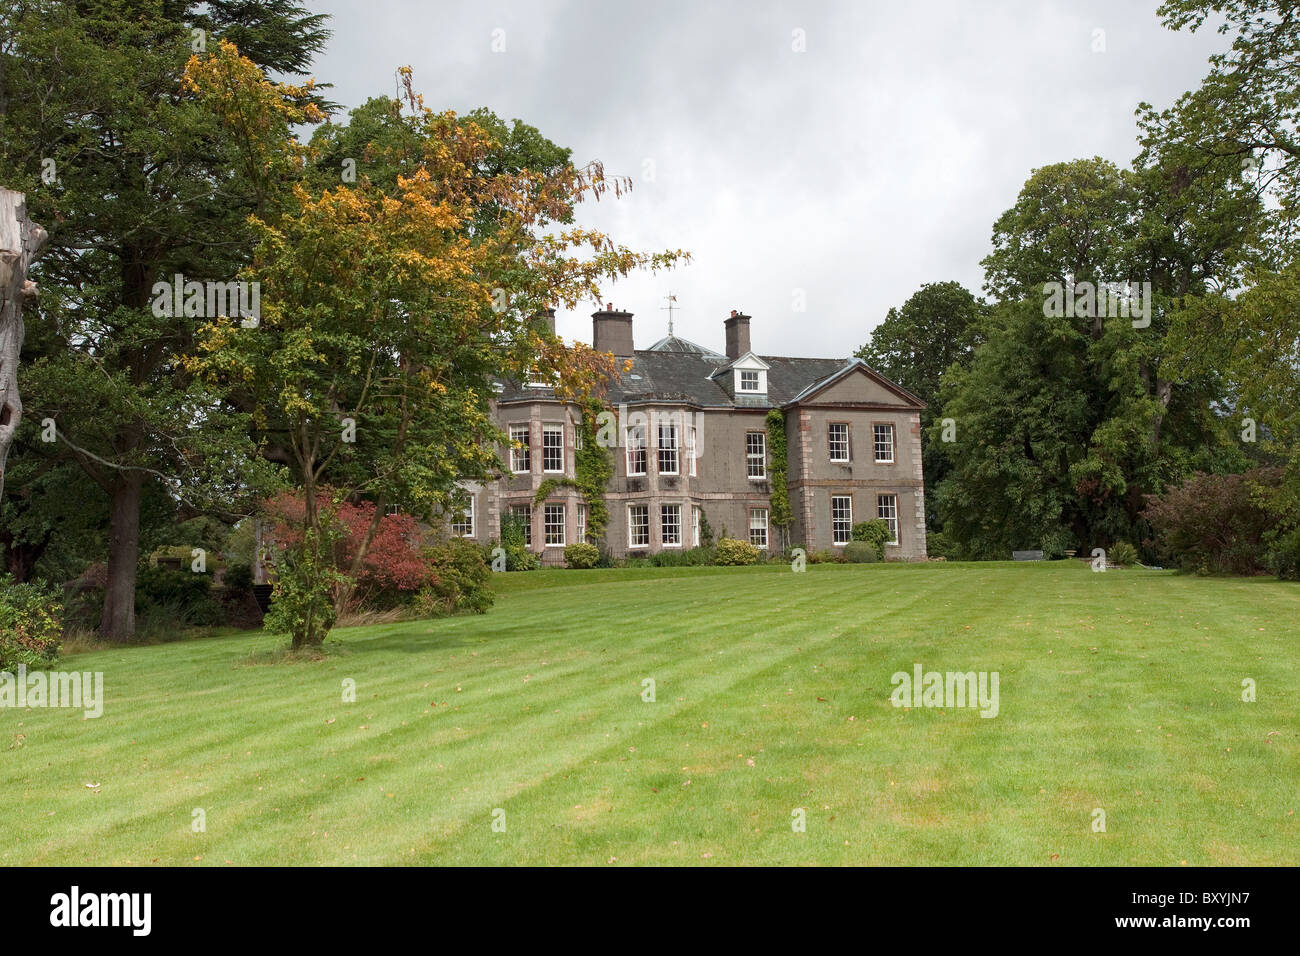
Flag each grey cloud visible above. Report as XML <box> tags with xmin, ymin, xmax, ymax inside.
<box><xmin>309</xmin><ymin>0</ymin><xmax>1224</xmax><ymax>357</ymax></box>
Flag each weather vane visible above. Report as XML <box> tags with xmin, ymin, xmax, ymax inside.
<box><xmin>660</xmin><ymin>292</ymin><xmax>680</xmax><ymax>336</ymax></box>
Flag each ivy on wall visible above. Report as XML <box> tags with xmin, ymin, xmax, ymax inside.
<box><xmin>766</xmin><ymin>408</ymin><xmax>792</xmax><ymax>548</ymax></box>
<box><xmin>534</xmin><ymin>397</ymin><xmax>612</xmax><ymax>543</ymax></box>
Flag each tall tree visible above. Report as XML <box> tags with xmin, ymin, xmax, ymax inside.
<box><xmin>855</xmin><ymin>280</ymin><xmax>985</xmax><ymax>532</ymax></box>
<box><xmin>0</xmin><ymin>0</ymin><xmax>329</xmax><ymax>639</ymax></box>
<box><xmin>185</xmin><ymin>53</ymin><xmax>686</xmax><ymax>646</ymax></box>
<box><xmin>932</xmin><ymin>300</ymin><xmax>1096</xmax><ymax>557</ymax></box>
<box><xmin>934</xmin><ymin>156</ymin><xmax>1253</xmax><ymax>557</ymax></box>
<box><xmin>1144</xmin><ymin>1</ymin><xmax>1300</xmax><ymax>527</ymax></box>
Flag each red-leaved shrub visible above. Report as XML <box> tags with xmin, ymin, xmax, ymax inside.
<box><xmin>265</xmin><ymin>491</ymin><xmax>434</xmax><ymax>608</ymax></box>
<box><xmin>1141</xmin><ymin>468</ymin><xmax>1281</xmax><ymax>575</ymax></box>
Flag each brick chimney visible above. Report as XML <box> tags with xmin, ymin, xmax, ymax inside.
<box><xmin>724</xmin><ymin>309</ymin><xmax>751</xmax><ymax>359</ymax></box>
<box><xmin>592</xmin><ymin>303</ymin><xmax>634</xmax><ymax>356</ymax></box>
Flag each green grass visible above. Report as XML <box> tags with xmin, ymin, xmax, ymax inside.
<box><xmin>3</xmin><ymin>561</ymin><xmax>1297</xmax><ymax>865</ymax></box>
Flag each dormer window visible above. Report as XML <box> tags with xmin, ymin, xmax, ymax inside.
<box><xmin>712</xmin><ymin>351</ymin><xmax>769</xmax><ymax>398</ymax></box>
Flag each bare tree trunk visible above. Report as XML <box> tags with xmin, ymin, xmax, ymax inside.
<box><xmin>0</xmin><ymin>190</ymin><xmax>48</xmax><ymax>501</ymax></box>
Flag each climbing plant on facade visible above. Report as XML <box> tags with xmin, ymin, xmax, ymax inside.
<box><xmin>534</xmin><ymin>397</ymin><xmax>613</xmax><ymax>543</ymax></box>
<box><xmin>766</xmin><ymin>409</ymin><xmax>792</xmax><ymax>550</ymax></box>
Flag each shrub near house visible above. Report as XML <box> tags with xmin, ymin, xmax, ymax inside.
<box><xmin>843</xmin><ymin>541</ymin><xmax>880</xmax><ymax>563</ymax></box>
<box><xmin>851</xmin><ymin>519</ymin><xmax>892</xmax><ymax>561</ymax></box>
<box><xmin>496</xmin><ymin>512</ymin><xmax>539</xmax><ymax>572</ymax></box>
<box><xmin>716</xmin><ymin>538</ymin><xmax>760</xmax><ymax>566</ymax></box>
<box><xmin>564</xmin><ymin>543</ymin><xmax>600</xmax><ymax>569</ymax></box>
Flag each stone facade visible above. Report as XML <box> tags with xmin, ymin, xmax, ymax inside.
<box><xmin>452</xmin><ymin>308</ymin><xmax>927</xmax><ymax>563</ymax></box>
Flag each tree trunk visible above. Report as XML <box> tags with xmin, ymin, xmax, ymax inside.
<box><xmin>1150</xmin><ymin>379</ymin><xmax>1173</xmax><ymax>453</ymax></box>
<box><xmin>333</xmin><ymin>493</ymin><xmax>386</xmax><ymax>618</ymax></box>
<box><xmin>100</xmin><ymin>471</ymin><xmax>143</xmax><ymax>642</ymax></box>
<box><xmin>0</xmin><ymin>189</ymin><xmax>48</xmax><ymax>501</ymax></box>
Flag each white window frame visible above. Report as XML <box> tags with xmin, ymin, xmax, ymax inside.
<box><xmin>831</xmin><ymin>495</ymin><xmax>853</xmax><ymax>546</ymax></box>
<box><xmin>542</xmin><ymin>424</ymin><xmax>564</xmax><ymax>473</ymax></box>
<box><xmin>686</xmin><ymin>422</ymin><xmax>698</xmax><ymax>477</ymax></box>
<box><xmin>543</xmin><ymin>503</ymin><xmax>566</xmax><ymax>547</ymax></box>
<box><xmin>877</xmin><ymin>494</ymin><xmax>899</xmax><ymax>545</ymax></box>
<box><xmin>451</xmin><ymin>497</ymin><xmax>475</xmax><ymax>537</ymax></box>
<box><xmin>746</xmin><ymin>431</ymin><xmax>766</xmax><ymax>480</ymax></box>
<box><xmin>660</xmin><ymin>504</ymin><xmax>682</xmax><ymax>547</ymax></box>
<box><xmin>658</xmin><ymin>421</ymin><xmax>679</xmax><ymax>476</ymax></box>
<box><xmin>576</xmin><ymin>502</ymin><xmax>587</xmax><ymax>543</ymax></box>
<box><xmin>749</xmin><ymin>508</ymin><xmax>768</xmax><ymax>550</ymax></box>
<box><xmin>692</xmin><ymin>505</ymin><xmax>701</xmax><ymax>547</ymax></box>
<box><xmin>829</xmin><ymin>422</ymin><xmax>850</xmax><ymax>463</ymax></box>
<box><xmin>873</xmin><ymin>423</ymin><xmax>895</xmax><ymax>464</ymax></box>
<box><xmin>626</xmin><ymin>422</ymin><xmax>647</xmax><ymax>477</ymax></box>
<box><xmin>509</xmin><ymin>424</ymin><xmax>531</xmax><ymax>473</ymax></box>
<box><xmin>525</xmin><ymin>365</ymin><xmax>556</xmax><ymax>389</ymax></box>
<box><xmin>738</xmin><ymin>369</ymin><xmax>761</xmax><ymax>392</ymax></box>
<box><xmin>628</xmin><ymin>504</ymin><xmax>649</xmax><ymax>549</ymax></box>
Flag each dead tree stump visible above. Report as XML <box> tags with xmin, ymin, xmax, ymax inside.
<box><xmin>0</xmin><ymin>189</ymin><xmax>48</xmax><ymax>500</ymax></box>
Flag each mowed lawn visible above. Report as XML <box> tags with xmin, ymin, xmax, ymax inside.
<box><xmin>3</xmin><ymin>561</ymin><xmax>1297</xmax><ymax>866</ymax></box>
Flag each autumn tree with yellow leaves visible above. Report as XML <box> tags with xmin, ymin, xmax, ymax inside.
<box><xmin>185</xmin><ymin>46</ymin><xmax>686</xmax><ymax>646</ymax></box>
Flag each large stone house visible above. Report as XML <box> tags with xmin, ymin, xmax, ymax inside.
<box><xmin>451</xmin><ymin>305</ymin><xmax>927</xmax><ymax>562</ymax></box>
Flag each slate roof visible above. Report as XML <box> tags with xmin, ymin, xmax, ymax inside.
<box><xmin>496</xmin><ymin>340</ymin><xmax>923</xmax><ymax>410</ymax></box>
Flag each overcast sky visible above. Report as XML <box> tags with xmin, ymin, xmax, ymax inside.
<box><xmin>307</xmin><ymin>0</ymin><xmax>1225</xmax><ymax>358</ymax></box>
